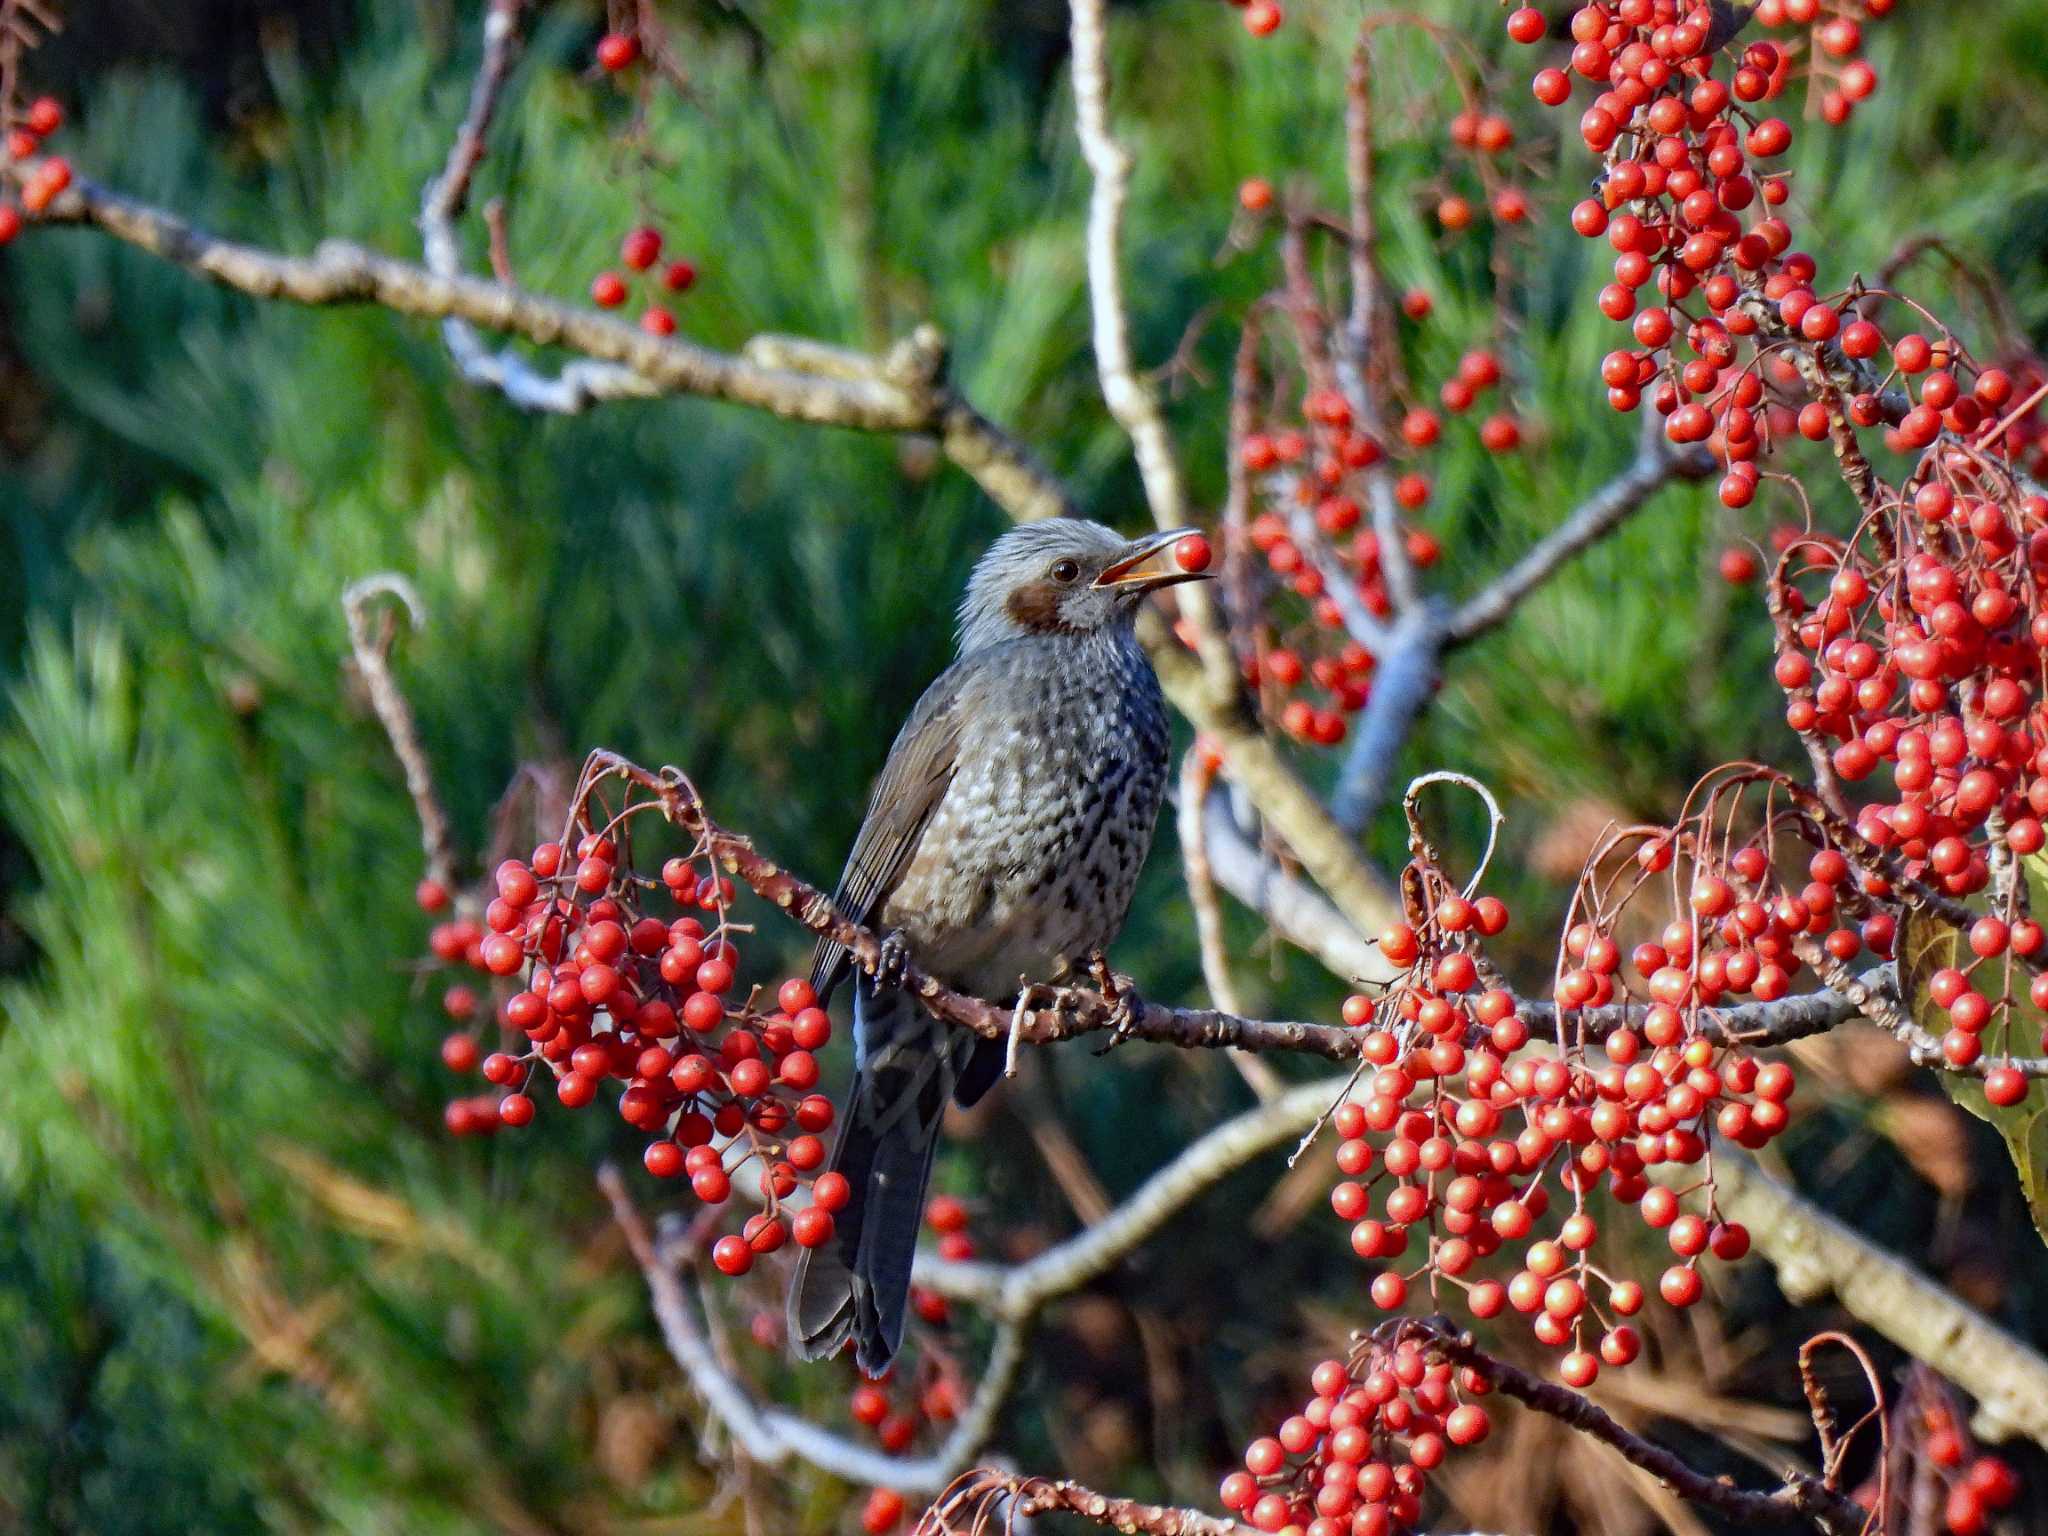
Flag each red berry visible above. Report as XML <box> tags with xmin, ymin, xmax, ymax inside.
<box><xmin>1175</xmin><ymin>533</ymin><xmax>1213</xmax><ymax>573</ymax></box>
<box><xmin>596</xmin><ymin>32</ymin><xmax>639</xmax><ymax>70</ymax></box>
<box><xmin>621</xmin><ymin>226</ymin><xmax>662</xmax><ymax>270</ymax></box>
<box><xmin>1243</xmin><ymin>0</ymin><xmax>1282</xmax><ymax>35</ymax></box>
<box><xmin>711</xmin><ymin>1234</ymin><xmax>753</xmax><ymax>1276</ymax></box>
<box><xmin>1659</xmin><ymin>1265</ymin><xmax>1703</xmax><ymax>1307</ymax></box>
<box><xmin>1984</xmin><ymin>1067</ymin><xmax>2028</xmax><ymax>1108</ymax></box>
<box><xmin>591</xmin><ymin>271</ymin><xmax>627</xmax><ymax>308</ymax></box>
<box><xmin>861</xmin><ymin>1489</ymin><xmax>905</xmax><ymax>1535</ymax></box>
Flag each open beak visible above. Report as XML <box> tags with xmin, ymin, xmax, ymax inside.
<box><xmin>1093</xmin><ymin>527</ymin><xmax>1213</xmax><ymax>592</ymax></box>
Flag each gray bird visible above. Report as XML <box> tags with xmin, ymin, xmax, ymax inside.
<box><xmin>790</xmin><ymin>518</ymin><xmax>1209</xmax><ymax>1375</ymax></box>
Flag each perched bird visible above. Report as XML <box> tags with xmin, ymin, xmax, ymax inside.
<box><xmin>790</xmin><ymin>518</ymin><xmax>1209</xmax><ymax>1375</ymax></box>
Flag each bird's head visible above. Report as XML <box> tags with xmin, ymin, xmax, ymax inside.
<box><xmin>956</xmin><ymin>518</ymin><xmax>1212</xmax><ymax>655</ymax></box>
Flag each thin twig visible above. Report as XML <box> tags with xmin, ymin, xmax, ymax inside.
<box><xmin>342</xmin><ymin>575</ymin><xmax>457</xmax><ymax>894</ymax></box>
<box><xmin>1179</xmin><ymin>751</ymin><xmax>1283</xmax><ymax>1100</ymax></box>
<box><xmin>1399</xmin><ymin>1318</ymin><xmax>1872</xmax><ymax>1536</ymax></box>
<box><xmin>1065</xmin><ymin>0</ymin><xmax>1236</xmax><ymax>695</ymax></box>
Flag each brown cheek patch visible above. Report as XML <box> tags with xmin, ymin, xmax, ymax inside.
<box><xmin>1007</xmin><ymin>580</ymin><xmax>1075</xmax><ymax>633</ymax></box>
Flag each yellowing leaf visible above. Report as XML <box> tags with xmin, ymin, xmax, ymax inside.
<box><xmin>1900</xmin><ymin>907</ymin><xmax>2048</xmax><ymax>1249</ymax></box>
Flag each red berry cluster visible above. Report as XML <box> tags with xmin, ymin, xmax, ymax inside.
<box><xmin>1511</xmin><ymin>4</ymin><xmax>1897</xmax><ymax>439</ymax></box>
<box><xmin>1220</xmin><ymin>24</ymin><xmax>1535</xmax><ymax>752</ymax></box>
<box><xmin>1848</xmin><ymin>1374</ymin><xmax>2026</xmax><ymax>1536</ymax></box>
<box><xmin>417</xmin><ymin>818</ymin><xmax>844</xmax><ymax>1274</ymax></box>
<box><xmin>1766</xmin><ymin>494</ymin><xmax>2048</xmax><ymax>1105</ymax></box>
<box><xmin>1923</xmin><ymin>1424</ymin><xmax>2023</xmax><ymax>1536</ymax></box>
<box><xmin>1502</xmin><ymin>0</ymin><xmax>2048</xmax><ymax>1107</ymax></box>
<box><xmin>1218</xmin><ymin>1337</ymin><xmax>1492</xmax><ymax>1536</ymax></box>
<box><xmin>1321</xmin><ymin>835</ymin><xmax>1788</xmax><ymax>1390</ymax></box>
<box><xmin>1231</xmin><ymin>341</ymin><xmax>1518</xmax><ymax>748</ymax></box>
<box><xmin>1</xmin><ymin>91</ymin><xmax>68</xmax><ymax>242</ymax></box>
<box><xmin>590</xmin><ymin>223</ymin><xmax>698</xmax><ymax>338</ymax></box>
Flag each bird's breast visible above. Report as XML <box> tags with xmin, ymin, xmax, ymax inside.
<box><xmin>880</xmin><ymin>640</ymin><xmax>1168</xmax><ymax>999</ymax></box>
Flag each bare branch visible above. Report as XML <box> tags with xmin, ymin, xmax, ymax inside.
<box><xmin>924</xmin><ymin>1471</ymin><xmax>1242</xmax><ymax>1536</ymax></box>
<box><xmin>1398</xmin><ymin>1319</ymin><xmax>1871</xmax><ymax>1536</ymax></box>
<box><xmin>1065</xmin><ymin>0</ymin><xmax>1238</xmax><ymax>695</ymax></box>
<box><xmin>413</xmin><ymin>0</ymin><xmax>656</xmax><ymax>412</ymax></box>
<box><xmin>1446</xmin><ymin>420</ymin><xmax>1713</xmax><ymax>645</ymax></box>
<box><xmin>916</xmin><ymin>1076</ymin><xmax>1349</xmax><ymax>1318</ymax></box>
<box><xmin>1328</xmin><ymin>603</ymin><xmax>1448</xmax><ymax>835</ymax></box>
<box><xmin>1179</xmin><ymin>751</ymin><xmax>1245</xmax><ymax>1019</ymax></box>
<box><xmin>1146</xmin><ymin>636</ymin><xmax>1406</xmax><ymax>945</ymax></box>
<box><xmin>1199</xmin><ymin>789</ymin><xmax>1388</xmax><ymax>982</ymax></box>
<box><xmin>1066</xmin><ymin>0</ymin><xmax>1189</xmax><ymax>531</ymax></box>
<box><xmin>341</xmin><ymin>575</ymin><xmax>457</xmax><ymax>894</ymax></box>
<box><xmin>1178</xmin><ymin>750</ymin><xmax>1284</xmax><ymax>1100</ymax></box>
<box><xmin>601</xmin><ymin>1165</ymin><xmax>1030</xmax><ymax>1495</ymax></box>
<box><xmin>1800</xmin><ymin>933</ymin><xmax>2048</xmax><ymax>1079</ymax></box>
<box><xmin>1659</xmin><ymin>1152</ymin><xmax>2048</xmax><ymax>1447</ymax></box>
<box><xmin>24</xmin><ymin>173</ymin><xmax>1076</xmax><ymax>523</ymax></box>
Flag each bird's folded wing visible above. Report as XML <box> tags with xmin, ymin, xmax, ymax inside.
<box><xmin>809</xmin><ymin>659</ymin><xmax>974</xmax><ymax>1001</ymax></box>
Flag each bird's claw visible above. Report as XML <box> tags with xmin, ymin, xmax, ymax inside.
<box><xmin>1087</xmin><ymin>953</ymin><xmax>1145</xmax><ymax>1054</ymax></box>
<box><xmin>874</xmin><ymin>929</ymin><xmax>912</xmax><ymax>991</ymax></box>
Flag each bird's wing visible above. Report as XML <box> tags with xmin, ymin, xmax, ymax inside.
<box><xmin>808</xmin><ymin>660</ymin><xmax>974</xmax><ymax>1001</ymax></box>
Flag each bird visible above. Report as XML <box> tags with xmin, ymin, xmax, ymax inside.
<box><xmin>789</xmin><ymin>517</ymin><xmax>1210</xmax><ymax>1376</ymax></box>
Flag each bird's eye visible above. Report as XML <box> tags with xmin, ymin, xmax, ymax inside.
<box><xmin>1050</xmin><ymin>558</ymin><xmax>1081</xmax><ymax>583</ymax></box>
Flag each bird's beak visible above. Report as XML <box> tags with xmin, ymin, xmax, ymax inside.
<box><xmin>1093</xmin><ymin>527</ymin><xmax>1214</xmax><ymax>592</ymax></box>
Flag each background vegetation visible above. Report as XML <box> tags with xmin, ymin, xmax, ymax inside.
<box><xmin>5</xmin><ymin>0</ymin><xmax>2048</xmax><ymax>1530</ymax></box>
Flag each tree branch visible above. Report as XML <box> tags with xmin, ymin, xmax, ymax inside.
<box><xmin>922</xmin><ymin>1470</ymin><xmax>1242</xmax><ymax>1536</ymax></box>
<box><xmin>1446</xmin><ymin>420</ymin><xmax>1713</xmax><ymax>646</ymax></box>
<box><xmin>1178</xmin><ymin>750</ymin><xmax>1285</xmax><ymax>1100</ymax></box>
<box><xmin>1147</xmin><ymin>639</ymin><xmax>1406</xmax><ymax>946</ymax></box>
<box><xmin>416</xmin><ymin>0</ymin><xmax>657</xmax><ymax>412</ymax></box>
<box><xmin>601</xmin><ymin>1164</ymin><xmax>1031</xmax><ymax>1495</ymax></box>
<box><xmin>1666</xmin><ymin>1152</ymin><xmax>2048</xmax><ymax>1447</ymax></box>
<box><xmin>1199</xmin><ymin>789</ymin><xmax>1388</xmax><ymax>982</ymax></box>
<box><xmin>1065</xmin><ymin>0</ymin><xmax>1237</xmax><ymax>695</ymax></box>
<box><xmin>1328</xmin><ymin>601</ymin><xmax>1449</xmax><ymax>835</ymax></box>
<box><xmin>915</xmin><ymin>1076</ymin><xmax>1349</xmax><ymax>1318</ymax></box>
<box><xmin>24</xmin><ymin>172</ymin><xmax>1076</xmax><ymax>523</ymax></box>
<box><xmin>1066</xmin><ymin>0</ymin><xmax>1189</xmax><ymax>529</ymax></box>
<box><xmin>1398</xmin><ymin>1319</ymin><xmax>1871</xmax><ymax>1536</ymax></box>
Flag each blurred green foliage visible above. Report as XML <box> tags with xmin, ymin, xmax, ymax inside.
<box><xmin>4</xmin><ymin>0</ymin><xmax>2048</xmax><ymax>1530</ymax></box>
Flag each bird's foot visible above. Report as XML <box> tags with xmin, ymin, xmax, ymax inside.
<box><xmin>1088</xmin><ymin>953</ymin><xmax>1146</xmax><ymax>1054</ymax></box>
<box><xmin>873</xmin><ymin>929</ymin><xmax>912</xmax><ymax>991</ymax></box>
